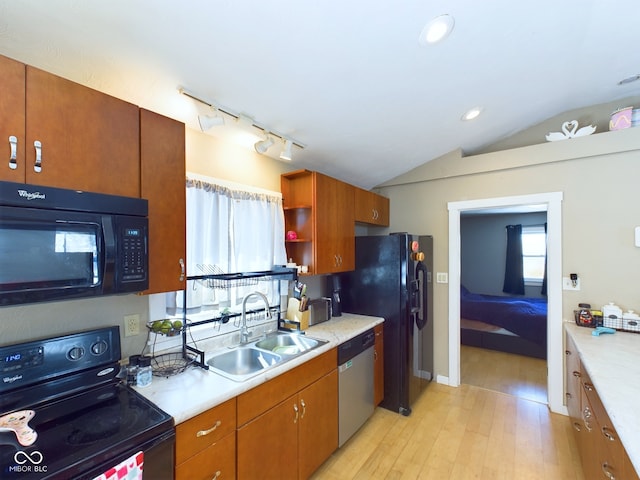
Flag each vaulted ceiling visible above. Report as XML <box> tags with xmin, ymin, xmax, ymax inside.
<box><xmin>1</xmin><ymin>1</ymin><xmax>639</xmax><ymax>189</ymax></box>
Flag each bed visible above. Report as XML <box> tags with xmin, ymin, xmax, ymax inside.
<box><xmin>460</xmin><ymin>285</ymin><xmax>547</xmax><ymax>359</ymax></box>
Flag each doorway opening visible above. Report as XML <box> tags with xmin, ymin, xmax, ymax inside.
<box><xmin>447</xmin><ymin>192</ymin><xmax>565</xmax><ymax>414</ymax></box>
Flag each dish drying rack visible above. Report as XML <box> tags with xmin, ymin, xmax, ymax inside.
<box><xmin>180</xmin><ymin>266</ymin><xmax>298</xmax><ymax>371</ymax></box>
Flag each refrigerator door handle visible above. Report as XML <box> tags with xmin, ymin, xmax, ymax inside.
<box><xmin>415</xmin><ymin>261</ymin><xmax>429</xmax><ymax>330</ymax></box>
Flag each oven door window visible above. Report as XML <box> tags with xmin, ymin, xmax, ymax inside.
<box><xmin>0</xmin><ymin>221</ymin><xmax>102</xmax><ymax>292</ymax></box>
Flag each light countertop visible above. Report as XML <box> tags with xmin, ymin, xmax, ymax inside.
<box><xmin>564</xmin><ymin>322</ymin><xmax>640</xmax><ymax>474</ymax></box>
<box><xmin>134</xmin><ymin>313</ymin><xmax>383</xmax><ymax>424</ymax></box>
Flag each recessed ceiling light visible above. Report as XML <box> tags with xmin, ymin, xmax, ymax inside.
<box><xmin>419</xmin><ymin>14</ymin><xmax>455</xmax><ymax>45</ymax></box>
<box><xmin>618</xmin><ymin>74</ymin><xmax>640</xmax><ymax>85</ymax></box>
<box><xmin>461</xmin><ymin>107</ymin><xmax>483</xmax><ymax>121</ymax></box>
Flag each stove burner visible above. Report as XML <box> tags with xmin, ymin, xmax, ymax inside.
<box><xmin>67</xmin><ymin>404</ymin><xmax>127</xmax><ymax>445</ymax></box>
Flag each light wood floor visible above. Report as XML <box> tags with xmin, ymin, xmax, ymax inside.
<box><xmin>460</xmin><ymin>345</ymin><xmax>547</xmax><ymax>404</ymax></box>
<box><xmin>312</xmin><ymin>348</ymin><xmax>584</xmax><ymax>480</ymax></box>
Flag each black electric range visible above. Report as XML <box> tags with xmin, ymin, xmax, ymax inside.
<box><xmin>0</xmin><ymin>327</ymin><xmax>174</xmax><ymax>480</ymax></box>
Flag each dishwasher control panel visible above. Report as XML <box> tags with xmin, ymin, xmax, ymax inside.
<box><xmin>337</xmin><ymin>328</ymin><xmax>375</xmax><ymax>365</ymax></box>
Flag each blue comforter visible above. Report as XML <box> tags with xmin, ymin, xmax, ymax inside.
<box><xmin>460</xmin><ymin>286</ymin><xmax>547</xmax><ymax>348</ymax></box>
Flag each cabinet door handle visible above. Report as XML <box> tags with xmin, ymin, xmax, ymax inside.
<box><xmin>196</xmin><ymin>420</ymin><xmax>221</xmax><ymax>437</ymax></box>
<box><xmin>565</xmin><ymin>392</ymin><xmax>572</xmax><ymax>400</ymax></box>
<box><xmin>572</xmin><ymin>421</ymin><xmax>582</xmax><ymax>432</ymax></box>
<box><xmin>374</xmin><ymin>350</ymin><xmax>378</xmax><ymax>361</ymax></box>
<box><xmin>293</xmin><ymin>403</ymin><xmax>299</xmax><ymax>424</ymax></box>
<box><xmin>212</xmin><ymin>471</ymin><xmax>221</xmax><ymax>480</ymax></box>
<box><xmin>9</xmin><ymin>135</ymin><xmax>18</xmax><ymax>170</ymax></box>
<box><xmin>300</xmin><ymin>399</ymin><xmax>306</xmax><ymax>419</ymax></box>
<box><xmin>572</xmin><ymin>371</ymin><xmax>581</xmax><ymax>378</ymax></box>
<box><xmin>601</xmin><ymin>462</ymin><xmax>616</xmax><ymax>480</ymax></box>
<box><xmin>179</xmin><ymin>258</ymin><xmax>185</xmax><ymax>282</ymax></box>
<box><xmin>582</xmin><ymin>407</ymin><xmax>593</xmax><ymax>431</ymax></box>
<box><xmin>565</xmin><ymin>350</ymin><xmax>571</xmax><ymax>356</ymax></box>
<box><xmin>33</xmin><ymin>140</ymin><xmax>42</xmax><ymax>173</ymax></box>
<box><xmin>601</xmin><ymin>426</ymin><xmax>616</xmax><ymax>442</ymax></box>
<box><xmin>583</xmin><ymin>382</ymin><xmax>594</xmax><ymax>392</ymax></box>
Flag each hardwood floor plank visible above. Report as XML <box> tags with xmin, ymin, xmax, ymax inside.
<box><xmin>311</xmin><ymin>351</ymin><xmax>583</xmax><ymax>480</ymax></box>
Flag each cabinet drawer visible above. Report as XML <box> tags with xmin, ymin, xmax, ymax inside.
<box><xmin>175</xmin><ymin>397</ymin><xmax>236</xmax><ymax>465</ymax></box>
<box><xmin>175</xmin><ymin>431</ymin><xmax>236</xmax><ymax>480</ymax></box>
<box><xmin>237</xmin><ymin>348</ymin><xmax>336</xmax><ymax>426</ymax></box>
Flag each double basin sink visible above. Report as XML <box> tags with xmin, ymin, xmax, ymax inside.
<box><xmin>206</xmin><ymin>332</ymin><xmax>328</xmax><ymax>382</ymax></box>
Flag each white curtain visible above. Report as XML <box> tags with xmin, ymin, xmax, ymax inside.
<box><xmin>181</xmin><ymin>175</ymin><xmax>287</xmax><ymax>310</ymax></box>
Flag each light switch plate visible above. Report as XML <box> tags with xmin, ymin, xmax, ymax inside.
<box><xmin>436</xmin><ymin>272</ymin><xmax>448</xmax><ymax>284</ymax></box>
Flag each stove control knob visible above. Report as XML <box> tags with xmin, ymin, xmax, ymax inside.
<box><xmin>91</xmin><ymin>340</ymin><xmax>108</xmax><ymax>356</ymax></box>
<box><xmin>67</xmin><ymin>346</ymin><xmax>85</xmax><ymax>361</ymax></box>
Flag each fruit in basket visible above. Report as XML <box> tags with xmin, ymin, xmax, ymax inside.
<box><xmin>151</xmin><ymin>320</ymin><xmax>163</xmax><ymax>332</ymax></box>
<box><xmin>160</xmin><ymin>320</ymin><xmax>173</xmax><ymax>334</ymax></box>
<box><xmin>172</xmin><ymin>320</ymin><xmax>183</xmax><ymax>330</ymax></box>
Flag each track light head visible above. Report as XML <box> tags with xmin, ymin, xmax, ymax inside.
<box><xmin>254</xmin><ymin>135</ymin><xmax>275</xmax><ymax>154</ymax></box>
<box><xmin>280</xmin><ymin>139</ymin><xmax>293</xmax><ymax>161</ymax></box>
<box><xmin>198</xmin><ymin>113</ymin><xmax>225</xmax><ymax>131</ymax></box>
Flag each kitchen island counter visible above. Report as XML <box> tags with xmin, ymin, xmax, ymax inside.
<box><xmin>565</xmin><ymin>322</ymin><xmax>640</xmax><ymax>475</ymax></box>
<box><xmin>135</xmin><ymin>312</ymin><xmax>383</xmax><ymax>424</ymax></box>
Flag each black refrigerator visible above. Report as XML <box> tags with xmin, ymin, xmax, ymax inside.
<box><xmin>338</xmin><ymin>233</ymin><xmax>433</xmax><ymax>416</ymax></box>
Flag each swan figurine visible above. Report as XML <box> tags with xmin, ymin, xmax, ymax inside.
<box><xmin>546</xmin><ymin>120</ymin><xmax>596</xmax><ymax>141</ymax></box>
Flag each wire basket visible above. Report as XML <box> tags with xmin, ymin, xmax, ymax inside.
<box><xmin>151</xmin><ymin>352</ymin><xmax>197</xmax><ymax>377</ymax></box>
<box><xmin>196</xmin><ymin>264</ymin><xmax>259</xmax><ymax>289</ymax></box>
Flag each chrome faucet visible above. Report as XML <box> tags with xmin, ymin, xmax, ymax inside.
<box><xmin>240</xmin><ymin>291</ymin><xmax>271</xmax><ymax>344</ymax></box>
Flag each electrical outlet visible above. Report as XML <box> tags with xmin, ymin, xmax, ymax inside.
<box><xmin>124</xmin><ymin>314</ymin><xmax>140</xmax><ymax>337</ymax></box>
<box><xmin>562</xmin><ymin>277</ymin><xmax>581</xmax><ymax>291</ymax></box>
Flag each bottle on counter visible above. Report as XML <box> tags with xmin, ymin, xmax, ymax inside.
<box><xmin>136</xmin><ymin>356</ymin><xmax>153</xmax><ymax>388</ymax></box>
<box><xmin>126</xmin><ymin>354</ymin><xmax>140</xmax><ymax>386</ymax></box>
<box><xmin>575</xmin><ymin>303</ymin><xmax>593</xmax><ymax>327</ymax></box>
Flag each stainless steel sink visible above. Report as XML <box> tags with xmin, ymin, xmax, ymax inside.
<box><xmin>206</xmin><ymin>332</ymin><xmax>328</xmax><ymax>382</ymax></box>
<box><xmin>254</xmin><ymin>333</ymin><xmax>322</xmax><ymax>356</ymax></box>
<box><xmin>207</xmin><ymin>347</ymin><xmax>282</xmax><ymax>381</ymax></box>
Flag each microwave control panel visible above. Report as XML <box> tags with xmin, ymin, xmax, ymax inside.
<box><xmin>117</xmin><ymin>217</ymin><xmax>148</xmax><ymax>283</ymax></box>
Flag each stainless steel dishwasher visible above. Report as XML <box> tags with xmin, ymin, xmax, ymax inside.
<box><xmin>338</xmin><ymin>328</ymin><xmax>376</xmax><ymax>447</ymax></box>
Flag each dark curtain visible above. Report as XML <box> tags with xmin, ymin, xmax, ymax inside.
<box><xmin>503</xmin><ymin>224</ymin><xmax>525</xmax><ymax>295</ymax></box>
<box><xmin>541</xmin><ymin>222</ymin><xmax>548</xmax><ymax>296</ymax></box>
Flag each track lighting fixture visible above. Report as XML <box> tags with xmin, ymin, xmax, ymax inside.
<box><xmin>179</xmin><ymin>86</ymin><xmax>306</xmax><ymax>160</ymax></box>
<box><xmin>280</xmin><ymin>139</ymin><xmax>293</xmax><ymax>161</ymax></box>
<box><xmin>254</xmin><ymin>135</ymin><xmax>275</xmax><ymax>154</ymax></box>
<box><xmin>198</xmin><ymin>109</ymin><xmax>225</xmax><ymax>131</ymax></box>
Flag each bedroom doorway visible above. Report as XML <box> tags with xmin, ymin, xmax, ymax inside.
<box><xmin>447</xmin><ymin>192</ymin><xmax>565</xmax><ymax>414</ymax></box>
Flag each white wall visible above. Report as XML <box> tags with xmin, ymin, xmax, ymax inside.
<box><xmin>377</xmin><ymin>127</ymin><xmax>640</xmax><ymax>381</ymax></box>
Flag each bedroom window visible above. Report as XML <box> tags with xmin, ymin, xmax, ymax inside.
<box><xmin>522</xmin><ymin>225</ymin><xmax>546</xmax><ymax>284</ymax></box>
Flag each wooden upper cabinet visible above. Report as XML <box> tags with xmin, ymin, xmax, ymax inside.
<box><xmin>140</xmin><ymin>109</ymin><xmax>186</xmax><ymax>295</ymax></box>
<box><xmin>314</xmin><ymin>173</ymin><xmax>355</xmax><ymax>273</ymax></box>
<box><xmin>0</xmin><ymin>55</ymin><xmax>26</xmax><ymax>182</ymax></box>
<box><xmin>354</xmin><ymin>186</ymin><xmax>389</xmax><ymax>226</ymax></box>
<box><xmin>282</xmin><ymin>170</ymin><xmax>354</xmax><ymax>275</ymax></box>
<box><xmin>23</xmin><ymin>65</ymin><xmax>140</xmax><ymax>196</ymax></box>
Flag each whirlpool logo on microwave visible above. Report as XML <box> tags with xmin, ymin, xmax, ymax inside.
<box><xmin>16</xmin><ymin>189</ymin><xmax>46</xmax><ymax>201</ymax></box>
<box><xmin>7</xmin><ymin>450</ymin><xmax>48</xmax><ymax>474</ymax></box>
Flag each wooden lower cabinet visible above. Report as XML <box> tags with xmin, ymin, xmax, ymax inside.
<box><xmin>175</xmin><ymin>398</ymin><xmax>236</xmax><ymax>480</ymax></box>
<box><xmin>374</xmin><ymin>324</ymin><xmax>384</xmax><ymax>406</ymax></box>
<box><xmin>237</xmin><ymin>349</ymin><xmax>338</xmax><ymax>480</ymax></box>
<box><xmin>237</xmin><ymin>369</ymin><xmax>338</xmax><ymax>480</ymax></box>
<box><xmin>565</xmin><ymin>330</ymin><xmax>639</xmax><ymax>480</ymax></box>
<box><xmin>176</xmin><ymin>432</ymin><xmax>235</xmax><ymax>480</ymax></box>
<box><xmin>298</xmin><ymin>369</ymin><xmax>339</xmax><ymax>479</ymax></box>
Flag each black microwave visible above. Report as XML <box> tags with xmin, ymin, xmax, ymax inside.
<box><xmin>0</xmin><ymin>181</ymin><xmax>149</xmax><ymax>306</ymax></box>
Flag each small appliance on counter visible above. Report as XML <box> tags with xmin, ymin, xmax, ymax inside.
<box><xmin>308</xmin><ymin>297</ymin><xmax>332</xmax><ymax>326</ymax></box>
<box><xmin>327</xmin><ymin>275</ymin><xmax>342</xmax><ymax>317</ymax></box>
